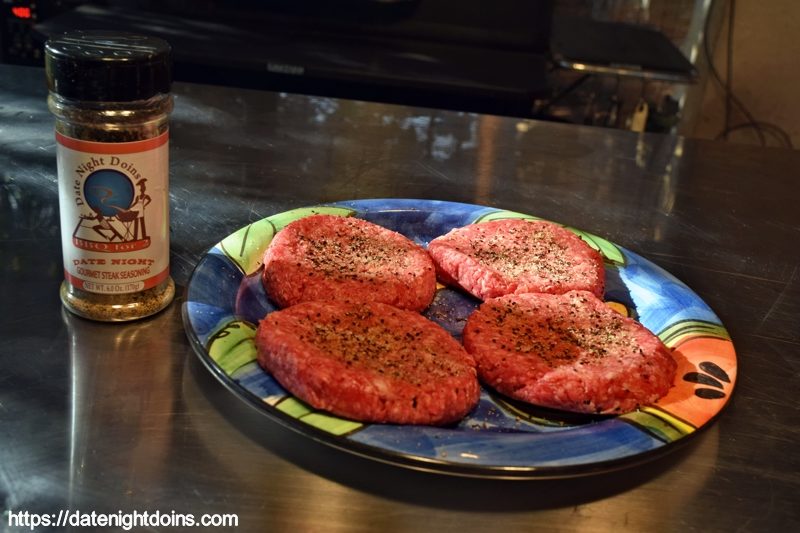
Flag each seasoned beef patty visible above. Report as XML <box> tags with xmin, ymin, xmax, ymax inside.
<box><xmin>262</xmin><ymin>214</ymin><xmax>436</xmax><ymax>311</ymax></box>
<box><xmin>427</xmin><ymin>218</ymin><xmax>605</xmax><ymax>300</ymax></box>
<box><xmin>462</xmin><ymin>291</ymin><xmax>676</xmax><ymax>414</ymax></box>
<box><xmin>256</xmin><ymin>301</ymin><xmax>480</xmax><ymax>425</ymax></box>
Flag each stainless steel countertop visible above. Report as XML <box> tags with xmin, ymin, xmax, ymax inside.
<box><xmin>1</xmin><ymin>63</ymin><xmax>798</xmax><ymax>532</ymax></box>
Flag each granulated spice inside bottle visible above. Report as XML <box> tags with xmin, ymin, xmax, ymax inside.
<box><xmin>46</xmin><ymin>31</ymin><xmax>175</xmax><ymax>321</ymax></box>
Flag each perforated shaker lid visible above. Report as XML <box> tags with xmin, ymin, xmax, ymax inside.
<box><xmin>45</xmin><ymin>31</ymin><xmax>172</xmax><ymax>102</ymax></box>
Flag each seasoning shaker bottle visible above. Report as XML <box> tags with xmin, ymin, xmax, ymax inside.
<box><xmin>46</xmin><ymin>31</ymin><xmax>175</xmax><ymax>321</ymax></box>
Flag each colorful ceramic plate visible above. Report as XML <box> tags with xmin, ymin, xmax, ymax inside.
<box><xmin>182</xmin><ymin>199</ymin><xmax>737</xmax><ymax>479</ymax></box>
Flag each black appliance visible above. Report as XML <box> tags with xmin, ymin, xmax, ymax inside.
<box><xmin>27</xmin><ymin>0</ymin><xmax>555</xmax><ymax>117</ymax></box>
<box><xmin>1</xmin><ymin>1</ymin><xmax>89</xmax><ymax>64</ymax></box>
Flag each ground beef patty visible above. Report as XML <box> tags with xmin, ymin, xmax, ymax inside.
<box><xmin>256</xmin><ymin>301</ymin><xmax>480</xmax><ymax>425</ymax></box>
<box><xmin>462</xmin><ymin>291</ymin><xmax>676</xmax><ymax>414</ymax></box>
<box><xmin>427</xmin><ymin>218</ymin><xmax>605</xmax><ymax>300</ymax></box>
<box><xmin>262</xmin><ymin>214</ymin><xmax>436</xmax><ymax>311</ymax></box>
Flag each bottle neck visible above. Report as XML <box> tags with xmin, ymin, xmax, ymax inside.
<box><xmin>48</xmin><ymin>93</ymin><xmax>172</xmax><ymax>141</ymax></box>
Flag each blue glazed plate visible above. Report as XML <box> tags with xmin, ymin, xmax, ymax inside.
<box><xmin>182</xmin><ymin>199</ymin><xmax>737</xmax><ymax>479</ymax></box>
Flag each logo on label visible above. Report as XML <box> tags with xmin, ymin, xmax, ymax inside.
<box><xmin>73</xmin><ymin>167</ymin><xmax>152</xmax><ymax>253</ymax></box>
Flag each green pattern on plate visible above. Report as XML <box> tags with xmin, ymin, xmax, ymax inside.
<box><xmin>658</xmin><ymin>319</ymin><xmax>731</xmax><ymax>347</ymax></box>
<box><xmin>472</xmin><ymin>209</ymin><xmax>625</xmax><ymax>265</ymax></box>
<box><xmin>207</xmin><ymin>319</ymin><xmax>365</xmax><ymax>437</ymax></box>
<box><xmin>220</xmin><ymin>206</ymin><xmax>355</xmax><ymax>274</ymax></box>
<box><xmin>473</xmin><ymin>210</ymin><xmax>543</xmax><ymax>223</ymax></box>
<box><xmin>276</xmin><ymin>397</ymin><xmax>363</xmax><ymax>436</ymax></box>
<box><xmin>565</xmin><ymin>226</ymin><xmax>626</xmax><ymax>266</ymax></box>
<box><xmin>207</xmin><ymin>320</ymin><xmax>258</xmax><ymax>375</ymax></box>
<box><xmin>619</xmin><ymin>409</ymin><xmax>693</xmax><ymax>443</ymax></box>
<box><xmin>267</xmin><ymin>205</ymin><xmax>356</xmax><ymax>232</ymax></box>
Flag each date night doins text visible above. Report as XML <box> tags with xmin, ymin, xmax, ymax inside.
<box><xmin>73</xmin><ymin>156</ymin><xmax>144</xmax><ymax>205</ymax></box>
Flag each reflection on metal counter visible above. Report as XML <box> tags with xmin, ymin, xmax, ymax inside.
<box><xmin>64</xmin><ymin>305</ymin><xmax>184</xmax><ymax>512</ymax></box>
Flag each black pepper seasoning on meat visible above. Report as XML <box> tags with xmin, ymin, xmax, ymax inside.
<box><xmin>46</xmin><ymin>31</ymin><xmax>175</xmax><ymax>321</ymax></box>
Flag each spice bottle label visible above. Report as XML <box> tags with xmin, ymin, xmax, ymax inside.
<box><xmin>56</xmin><ymin>131</ymin><xmax>170</xmax><ymax>294</ymax></box>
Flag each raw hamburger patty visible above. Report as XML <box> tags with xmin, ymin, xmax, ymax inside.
<box><xmin>427</xmin><ymin>218</ymin><xmax>605</xmax><ymax>300</ymax></box>
<box><xmin>462</xmin><ymin>291</ymin><xmax>676</xmax><ymax>414</ymax></box>
<box><xmin>256</xmin><ymin>301</ymin><xmax>480</xmax><ymax>425</ymax></box>
<box><xmin>262</xmin><ymin>214</ymin><xmax>436</xmax><ymax>311</ymax></box>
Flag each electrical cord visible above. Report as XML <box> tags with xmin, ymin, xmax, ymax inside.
<box><xmin>716</xmin><ymin>122</ymin><xmax>793</xmax><ymax>146</ymax></box>
<box><xmin>724</xmin><ymin>0</ymin><xmax>734</xmax><ymax>140</ymax></box>
<box><xmin>704</xmin><ymin>0</ymin><xmax>793</xmax><ymax>148</ymax></box>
